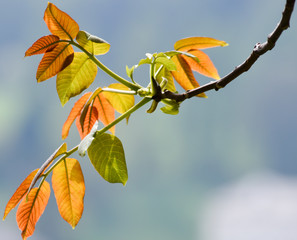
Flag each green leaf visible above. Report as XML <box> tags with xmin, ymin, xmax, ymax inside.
<box><xmin>155</xmin><ymin>57</ymin><xmax>176</xmax><ymax>71</ymax></box>
<box><xmin>76</xmin><ymin>30</ymin><xmax>110</xmax><ymax>55</ymax></box>
<box><xmin>154</xmin><ymin>63</ymin><xmax>176</xmax><ymax>92</ymax></box>
<box><xmin>56</xmin><ymin>52</ymin><xmax>98</xmax><ymax>106</ymax></box>
<box><xmin>126</xmin><ymin>65</ymin><xmax>135</xmax><ymax>81</ymax></box>
<box><xmin>160</xmin><ymin>100</ymin><xmax>180</xmax><ymax>115</ymax></box>
<box><xmin>87</xmin><ymin>133</ymin><xmax>128</xmax><ymax>185</ymax></box>
<box><xmin>137</xmin><ymin>57</ymin><xmax>152</xmax><ymax>66</ymax></box>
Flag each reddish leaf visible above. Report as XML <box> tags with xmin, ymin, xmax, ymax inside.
<box><xmin>3</xmin><ymin>169</ymin><xmax>39</xmax><ymax>220</ymax></box>
<box><xmin>79</xmin><ymin>88</ymin><xmax>103</xmax><ymax>131</ymax></box>
<box><xmin>25</xmin><ymin>35</ymin><xmax>60</xmax><ymax>56</ymax></box>
<box><xmin>62</xmin><ymin>92</ymin><xmax>92</xmax><ymax>139</ymax></box>
<box><xmin>171</xmin><ymin>55</ymin><xmax>206</xmax><ymax>98</ymax></box>
<box><xmin>93</xmin><ymin>93</ymin><xmax>115</xmax><ymax>134</ymax></box>
<box><xmin>76</xmin><ymin>106</ymin><xmax>99</xmax><ymax>139</ymax></box>
<box><xmin>182</xmin><ymin>49</ymin><xmax>220</xmax><ymax>80</ymax></box>
<box><xmin>16</xmin><ymin>181</ymin><xmax>51</xmax><ymax>240</ymax></box>
<box><xmin>52</xmin><ymin>158</ymin><xmax>85</xmax><ymax>228</ymax></box>
<box><xmin>174</xmin><ymin>37</ymin><xmax>228</xmax><ymax>51</ymax></box>
<box><xmin>44</xmin><ymin>3</ymin><xmax>79</xmax><ymax>40</ymax></box>
<box><xmin>36</xmin><ymin>42</ymin><xmax>74</xmax><ymax>82</ymax></box>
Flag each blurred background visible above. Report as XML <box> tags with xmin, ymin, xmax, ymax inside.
<box><xmin>1</xmin><ymin>0</ymin><xmax>297</xmax><ymax>239</ymax></box>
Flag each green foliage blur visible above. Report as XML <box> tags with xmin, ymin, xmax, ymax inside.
<box><xmin>1</xmin><ymin>0</ymin><xmax>297</xmax><ymax>239</ymax></box>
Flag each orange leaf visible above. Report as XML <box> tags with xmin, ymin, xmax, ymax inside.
<box><xmin>94</xmin><ymin>93</ymin><xmax>115</xmax><ymax>134</ymax></box>
<box><xmin>44</xmin><ymin>3</ymin><xmax>79</xmax><ymax>40</ymax></box>
<box><xmin>79</xmin><ymin>88</ymin><xmax>103</xmax><ymax>132</ymax></box>
<box><xmin>171</xmin><ymin>55</ymin><xmax>206</xmax><ymax>98</ymax></box>
<box><xmin>76</xmin><ymin>106</ymin><xmax>99</xmax><ymax>139</ymax></box>
<box><xmin>182</xmin><ymin>49</ymin><xmax>220</xmax><ymax>80</ymax></box>
<box><xmin>174</xmin><ymin>37</ymin><xmax>228</xmax><ymax>51</ymax></box>
<box><xmin>25</xmin><ymin>35</ymin><xmax>60</xmax><ymax>56</ymax></box>
<box><xmin>3</xmin><ymin>169</ymin><xmax>39</xmax><ymax>220</ymax></box>
<box><xmin>16</xmin><ymin>181</ymin><xmax>51</xmax><ymax>240</ymax></box>
<box><xmin>52</xmin><ymin>158</ymin><xmax>85</xmax><ymax>229</ymax></box>
<box><xmin>62</xmin><ymin>92</ymin><xmax>92</xmax><ymax>139</ymax></box>
<box><xmin>36</xmin><ymin>42</ymin><xmax>74</xmax><ymax>82</ymax></box>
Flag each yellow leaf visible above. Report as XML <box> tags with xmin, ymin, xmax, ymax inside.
<box><xmin>62</xmin><ymin>92</ymin><xmax>92</xmax><ymax>139</ymax></box>
<box><xmin>16</xmin><ymin>181</ymin><xmax>51</xmax><ymax>240</ymax></box>
<box><xmin>103</xmin><ymin>83</ymin><xmax>135</xmax><ymax>114</ymax></box>
<box><xmin>36</xmin><ymin>42</ymin><xmax>74</xmax><ymax>82</ymax></box>
<box><xmin>56</xmin><ymin>52</ymin><xmax>98</xmax><ymax>106</ymax></box>
<box><xmin>171</xmin><ymin>55</ymin><xmax>206</xmax><ymax>98</ymax></box>
<box><xmin>76</xmin><ymin>31</ymin><xmax>110</xmax><ymax>55</ymax></box>
<box><xmin>25</xmin><ymin>35</ymin><xmax>60</xmax><ymax>56</ymax></box>
<box><xmin>174</xmin><ymin>37</ymin><xmax>228</xmax><ymax>51</ymax></box>
<box><xmin>44</xmin><ymin>3</ymin><xmax>79</xmax><ymax>40</ymax></box>
<box><xmin>182</xmin><ymin>49</ymin><xmax>220</xmax><ymax>80</ymax></box>
<box><xmin>3</xmin><ymin>169</ymin><xmax>39</xmax><ymax>220</ymax></box>
<box><xmin>52</xmin><ymin>158</ymin><xmax>85</xmax><ymax>229</ymax></box>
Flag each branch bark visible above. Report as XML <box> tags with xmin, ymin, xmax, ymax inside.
<box><xmin>162</xmin><ymin>0</ymin><xmax>295</xmax><ymax>102</ymax></box>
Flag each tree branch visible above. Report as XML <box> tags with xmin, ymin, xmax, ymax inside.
<box><xmin>162</xmin><ymin>0</ymin><xmax>295</xmax><ymax>102</ymax></box>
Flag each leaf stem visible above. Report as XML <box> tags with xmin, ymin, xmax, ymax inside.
<box><xmin>102</xmin><ymin>87</ymin><xmax>137</xmax><ymax>95</ymax></box>
<box><xmin>70</xmin><ymin>41</ymin><xmax>141</xmax><ymax>91</ymax></box>
<box><xmin>97</xmin><ymin>97</ymin><xmax>152</xmax><ymax>135</ymax></box>
<box><xmin>43</xmin><ymin>145</ymin><xmax>79</xmax><ymax>177</ymax></box>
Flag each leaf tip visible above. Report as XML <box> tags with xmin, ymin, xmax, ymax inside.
<box><xmin>198</xmin><ymin>93</ymin><xmax>208</xmax><ymax>98</ymax></box>
<box><xmin>221</xmin><ymin>42</ymin><xmax>229</xmax><ymax>47</ymax></box>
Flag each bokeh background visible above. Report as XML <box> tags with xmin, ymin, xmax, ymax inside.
<box><xmin>1</xmin><ymin>0</ymin><xmax>297</xmax><ymax>239</ymax></box>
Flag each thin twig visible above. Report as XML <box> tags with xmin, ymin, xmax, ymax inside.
<box><xmin>162</xmin><ymin>0</ymin><xmax>295</xmax><ymax>101</ymax></box>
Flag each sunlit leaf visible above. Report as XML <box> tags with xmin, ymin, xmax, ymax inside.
<box><xmin>3</xmin><ymin>169</ymin><xmax>39</xmax><ymax>220</ymax></box>
<box><xmin>28</xmin><ymin>143</ymin><xmax>67</xmax><ymax>193</ymax></box>
<box><xmin>52</xmin><ymin>158</ymin><xmax>85</xmax><ymax>229</ymax></box>
<box><xmin>174</xmin><ymin>37</ymin><xmax>228</xmax><ymax>51</ymax></box>
<box><xmin>76</xmin><ymin>31</ymin><xmax>110</xmax><ymax>55</ymax></box>
<box><xmin>44</xmin><ymin>3</ymin><xmax>79</xmax><ymax>40</ymax></box>
<box><xmin>103</xmin><ymin>83</ymin><xmax>135</xmax><ymax>114</ymax></box>
<box><xmin>171</xmin><ymin>55</ymin><xmax>206</xmax><ymax>98</ymax></box>
<box><xmin>88</xmin><ymin>133</ymin><xmax>128</xmax><ymax>185</ymax></box>
<box><xmin>137</xmin><ymin>57</ymin><xmax>152</xmax><ymax>66</ymax></box>
<box><xmin>25</xmin><ymin>35</ymin><xmax>60</xmax><ymax>56</ymax></box>
<box><xmin>154</xmin><ymin>63</ymin><xmax>176</xmax><ymax>92</ymax></box>
<box><xmin>79</xmin><ymin>87</ymin><xmax>102</xmax><ymax>132</ymax></box>
<box><xmin>36</xmin><ymin>42</ymin><xmax>74</xmax><ymax>82</ymax></box>
<box><xmin>155</xmin><ymin>57</ymin><xmax>176</xmax><ymax>71</ymax></box>
<box><xmin>182</xmin><ymin>49</ymin><xmax>220</xmax><ymax>80</ymax></box>
<box><xmin>62</xmin><ymin>92</ymin><xmax>92</xmax><ymax>139</ymax></box>
<box><xmin>76</xmin><ymin>105</ymin><xmax>99</xmax><ymax>139</ymax></box>
<box><xmin>56</xmin><ymin>52</ymin><xmax>98</xmax><ymax>106</ymax></box>
<box><xmin>160</xmin><ymin>100</ymin><xmax>180</xmax><ymax>115</ymax></box>
<box><xmin>93</xmin><ymin>93</ymin><xmax>115</xmax><ymax>134</ymax></box>
<box><xmin>126</xmin><ymin>65</ymin><xmax>135</xmax><ymax>81</ymax></box>
<box><xmin>16</xmin><ymin>181</ymin><xmax>50</xmax><ymax>240</ymax></box>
